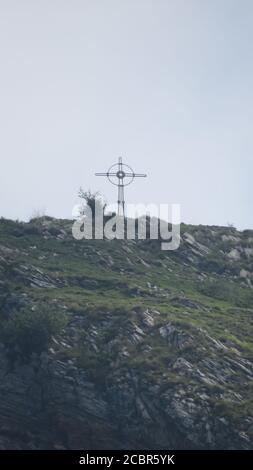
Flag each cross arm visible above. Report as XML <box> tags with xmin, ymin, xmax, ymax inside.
<box><xmin>124</xmin><ymin>173</ymin><xmax>147</xmax><ymax>177</ymax></box>
<box><xmin>95</xmin><ymin>172</ymin><xmax>118</xmax><ymax>176</ymax></box>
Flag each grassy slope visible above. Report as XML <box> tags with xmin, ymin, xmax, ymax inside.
<box><xmin>0</xmin><ymin>217</ymin><xmax>253</xmax><ymax>441</ymax></box>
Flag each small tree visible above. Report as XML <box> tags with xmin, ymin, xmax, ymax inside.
<box><xmin>29</xmin><ymin>208</ymin><xmax>47</xmax><ymax>222</ymax></box>
<box><xmin>78</xmin><ymin>188</ymin><xmax>106</xmax><ymax>216</ymax></box>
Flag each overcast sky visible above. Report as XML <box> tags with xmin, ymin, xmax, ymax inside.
<box><xmin>0</xmin><ymin>0</ymin><xmax>252</xmax><ymax>229</ymax></box>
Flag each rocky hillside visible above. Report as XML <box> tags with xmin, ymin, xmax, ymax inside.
<box><xmin>0</xmin><ymin>216</ymin><xmax>253</xmax><ymax>449</ymax></box>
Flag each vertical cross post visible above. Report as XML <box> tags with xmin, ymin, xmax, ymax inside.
<box><xmin>117</xmin><ymin>157</ymin><xmax>125</xmax><ymax>217</ymax></box>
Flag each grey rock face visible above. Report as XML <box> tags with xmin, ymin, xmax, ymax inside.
<box><xmin>0</xmin><ymin>310</ymin><xmax>252</xmax><ymax>450</ymax></box>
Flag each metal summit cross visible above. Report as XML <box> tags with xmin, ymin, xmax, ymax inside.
<box><xmin>95</xmin><ymin>157</ymin><xmax>147</xmax><ymax>217</ymax></box>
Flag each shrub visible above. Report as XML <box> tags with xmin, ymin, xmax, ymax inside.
<box><xmin>0</xmin><ymin>307</ymin><xmax>66</xmax><ymax>357</ymax></box>
<box><xmin>197</xmin><ymin>279</ymin><xmax>253</xmax><ymax>307</ymax></box>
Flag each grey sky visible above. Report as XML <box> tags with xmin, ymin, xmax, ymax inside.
<box><xmin>0</xmin><ymin>0</ymin><xmax>252</xmax><ymax>229</ymax></box>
